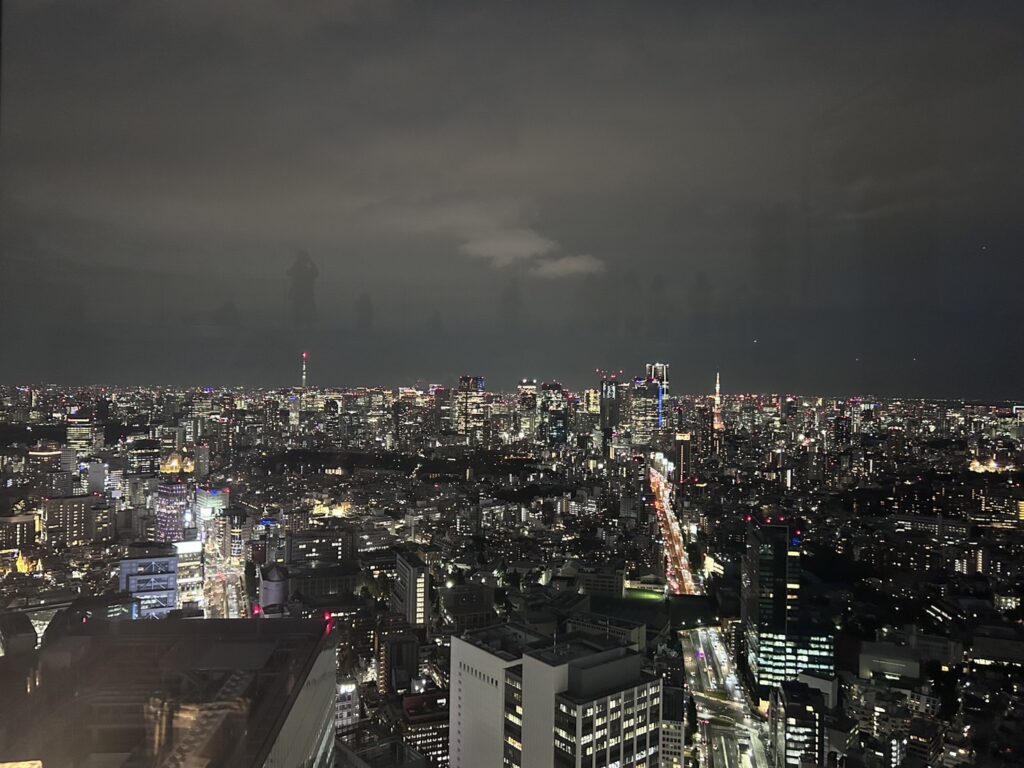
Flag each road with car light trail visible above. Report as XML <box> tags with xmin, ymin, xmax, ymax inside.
<box><xmin>650</xmin><ymin>465</ymin><xmax>769</xmax><ymax>768</ymax></box>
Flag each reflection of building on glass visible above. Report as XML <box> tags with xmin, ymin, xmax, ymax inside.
<box><xmin>354</xmin><ymin>290</ymin><xmax>373</xmax><ymax>332</ymax></box>
<box><xmin>288</xmin><ymin>251</ymin><xmax>318</xmax><ymax>326</ymax></box>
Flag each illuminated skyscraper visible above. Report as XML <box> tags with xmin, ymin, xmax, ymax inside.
<box><xmin>128</xmin><ymin>438</ymin><xmax>161</xmax><ymax>475</ymax></box>
<box><xmin>516</xmin><ymin>379</ymin><xmax>539</xmax><ymax>441</ymax></box>
<box><xmin>630</xmin><ymin>378</ymin><xmax>662</xmax><ymax>445</ymax></box>
<box><xmin>539</xmin><ymin>382</ymin><xmax>568</xmax><ymax>446</ymax></box>
<box><xmin>674</xmin><ymin>432</ymin><xmax>694</xmax><ymax>483</ymax></box>
<box><xmin>43</xmin><ymin>496</ymin><xmax>91</xmax><ymax>546</ymax></box>
<box><xmin>27</xmin><ymin>440</ymin><xmax>62</xmax><ymax>476</ymax></box>
<box><xmin>195</xmin><ymin>486</ymin><xmax>229</xmax><ymax>521</ymax></box>
<box><xmin>769</xmin><ymin>681</ymin><xmax>826</xmax><ymax>768</ymax></box>
<box><xmin>599</xmin><ymin>374</ymin><xmax>623</xmax><ymax>430</ymax></box>
<box><xmin>392</xmin><ymin>552</ymin><xmax>430</xmax><ymax>629</ymax></box>
<box><xmin>741</xmin><ymin>517</ymin><xmax>834</xmax><ymax>706</ymax></box>
<box><xmin>155</xmin><ymin>481</ymin><xmax>189</xmax><ymax>543</ymax></box>
<box><xmin>67</xmin><ymin>412</ymin><xmax>100</xmax><ymax>458</ymax></box>
<box><xmin>454</xmin><ymin>375</ymin><xmax>488</xmax><ymax>446</ymax></box>
<box><xmin>173</xmin><ymin>539</ymin><xmax>204</xmax><ymax>610</ymax></box>
<box><xmin>645</xmin><ymin>362</ymin><xmax>669</xmax><ymax>394</ymax></box>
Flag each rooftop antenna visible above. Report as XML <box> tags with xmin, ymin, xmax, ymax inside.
<box><xmin>301</xmin><ymin>351</ymin><xmax>308</xmax><ymax>389</ymax></box>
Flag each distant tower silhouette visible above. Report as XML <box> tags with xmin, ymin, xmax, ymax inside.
<box><xmin>301</xmin><ymin>351</ymin><xmax>308</xmax><ymax>388</ymax></box>
<box><xmin>498</xmin><ymin>278</ymin><xmax>523</xmax><ymax>329</ymax></box>
<box><xmin>287</xmin><ymin>251</ymin><xmax>318</xmax><ymax>327</ymax></box>
<box><xmin>355</xmin><ymin>292</ymin><xmax>374</xmax><ymax>332</ymax></box>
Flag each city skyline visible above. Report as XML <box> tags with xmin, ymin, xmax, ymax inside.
<box><xmin>5</xmin><ymin>369</ymin><xmax>1022</xmax><ymax>405</ymax></box>
<box><xmin>2</xmin><ymin>3</ymin><xmax>1022</xmax><ymax>768</ymax></box>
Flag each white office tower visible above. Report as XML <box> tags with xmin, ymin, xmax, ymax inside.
<box><xmin>173</xmin><ymin>540</ymin><xmax>204</xmax><ymax>610</ymax></box>
<box><xmin>450</xmin><ymin>625</ymin><xmax>662</xmax><ymax>768</ymax></box>
<box><xmin>391</xmin><ymin>552</ymin><xmax>430</xmax><ymax>629</ymax></box>
<box><xmin>335</xmin><ymin>677</ymin><xmax>361</xmax><ymax>731</ymax></box>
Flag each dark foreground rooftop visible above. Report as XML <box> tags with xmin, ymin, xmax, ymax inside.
<box><xmin>0</xmin><ymin>618</ymin><xmax>334</xmax><ymax>768</ymax></box>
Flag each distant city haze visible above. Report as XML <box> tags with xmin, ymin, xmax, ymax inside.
<box><xmin>2</xmin><ymin>2</ymin><xmax>1022</xmax><ymax>397</ymax></box>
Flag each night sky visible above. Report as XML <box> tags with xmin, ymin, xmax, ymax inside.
<box><xmin>2</xmin><ymin>2</ymin><xmax>1022</xmax><ymax>397</ymax></box>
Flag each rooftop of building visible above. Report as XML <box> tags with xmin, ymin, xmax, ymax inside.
<box><xmin>525</xmin><ymin>633</ymin><xmax>625</xmax><ymax>667</ymax></box>
<box><xmin>458</xmin><ymin>622</ymin><xmax>550</xmax><ymax>661</ymax></box>
<box><xmin>0</xmin><ymin>618</ymin><xmax>334</xmax><ymax>768</ymax></box>
<box><xmin>776</xmin><ymin>679</ymin><xmax>828</xmax><ymax>706</ymax></box>
<box><xmin>566</xmin><ymin>611</ymin><xmax>645</xmax><ymax>631</ymax></box>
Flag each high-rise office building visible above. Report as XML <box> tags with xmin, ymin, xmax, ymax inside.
<box><xmin>127</xmin><ymin>438</ymin><xmax>162</xmax><ymax>475</ymax></box>
<box><xmin>377</xmin><ymin>632</ymin><xmax>420</xmax><ymax>696</ymax></box>
<box><xmin>336</xmin><ymin>677</ymin><xmax>361</xmax><ymax>732</ymax></box>
<box><xmin>27</xmin><ymin>440</ymin><xmax>62</xmax><ymax>476</ymax></box>
<box><xmin>40</xmin><ymin>469</ymin><xmax>74</xmax><ymax>498</ymax></box>
<box><xmin>454</xmin><ymin>376</ymin><xmax>488</xmax><ymax>446</ymax></box>
<box><xmin>645</xmin><ymin>362</ymin><xmax>670</xmax><ymax>395</ymax></box>
<box><xmin>173</xmin><ymin>539</ymin><xmax>204</xmax><ymax>610</ymax></box>
<box><xmin>450</xmin><ymin>626</ymin><xmax>662</xmax><ymax>768</ymax></box>
<box><xmin>392</xmin><ymin>552</ymin><xmax>430</xmax><ymax>629</ymax></box>
<box><xmin>193</xmin><ymin>443</ymin><xmax>210</xmax><ymax>479</ymax></box>
<box><xmin>195</xmin><ymin>486</ymin><xmax>229</xmax><ymax>527</ymax></box>
<box><xmin>600</xmin><ymin>376</ymin><xmax>623</xmax><ymax>431</ymax></box>
<box><xmin>516</xmin><ymin>379</ymin><xmax>539</xmax><ymax>441</ymax></box>
<box><xmin>119</xmin><ymin>541</ymin><xmax>178</xmax><ymax>619</ymax></box>
<box><xmin>0</xmin><ymin>514</ymin><xmax>37</xmax><ymax>549</ymax></box>
<box><xmin>539</xmin><ymin>382</ymin><xmax>569</xmax><ymax>446</ymax></box>
<box><xmin>43</xmin><ymin>495</ymin><xmax>91</xmax><ymax>546</ymax></box>
<box><xmin>217</xmin><ymin>507</ymin><xmax>251</xmax><ymax>565</ymax></box>
<box><xmin>155</xmin><ymin>481</ymin><xmax>190</xmax><ymax>543</ymax></box>
<box><xmin>395</xmin><ymin>688</ymin><xmax>450</xmax><ymax>767</ymax></box>
<box><xmin>741</xmin><ymin>518</ymin><xmax>834</xmax><ymax>706</ymax></box>
<box><xmin>769</xmin><ymin>681</ymin><xmax>826</xmax><ymax>768</ymax></box>
<box><xmin>630</xmin><ymin>378</ymin><xmax>663</xmax><ymax>445</ymax></box>
<box><xmin>674</xmin><ymin>433</ymin><xmax>694</xmax><ymax>484</ymax></box>
<box><xmin>67</xmin><ymin>412</ymin><xmax>100</xmax><ymax>458</ymax></box>
<box><xmin>514</xmin><ymin>639</ymin><xmax>662</xmax><ymax>768</ymax></box>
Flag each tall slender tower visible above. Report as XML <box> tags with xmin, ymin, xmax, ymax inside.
<box><xmin>713</xmin><ymin>371</ymin><xmax>724</xmax><ymax>431</ymax></box>
<box><xmin>301</xmin><ymin>351</ymin><xmax>308</xmax><ymax>389</ymax></box>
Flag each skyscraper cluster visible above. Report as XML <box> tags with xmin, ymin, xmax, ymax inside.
<box><xmin>0</xmin><ymin>374</ymin><xmax>1021</xmax><ymax>767</ymax></box>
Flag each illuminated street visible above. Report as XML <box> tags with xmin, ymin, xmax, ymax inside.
<box><xmin>651</xmin><ymin>465</ymin><xmax>768</xmax><ymax>768</ymax></box>
<box><xmin>650</xmin><ymin>466</ymin><xmax>696</xmax><ymax>595</ymax></box>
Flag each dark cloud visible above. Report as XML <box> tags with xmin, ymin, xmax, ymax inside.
<box><xmin>2</xmin><ymin>1</ymin><xmax>1023</xmax><ymax>396</ymax></box>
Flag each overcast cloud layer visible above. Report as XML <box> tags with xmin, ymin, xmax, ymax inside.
<box><xmin>2</xmin><ymin>1</ymin><xmax>1023</xmax><ymax>397</ymax></box>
